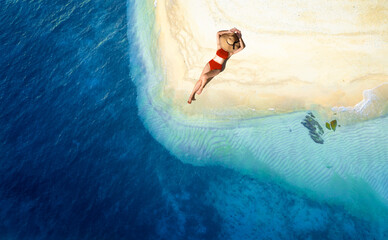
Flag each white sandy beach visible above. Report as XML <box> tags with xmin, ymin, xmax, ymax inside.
<box><xmin>155</xmin><ymin>0</ymin><xmax>388</xmax><ymax>118</ymax></box>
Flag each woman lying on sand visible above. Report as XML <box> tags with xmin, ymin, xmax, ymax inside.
<box><xmin>188</xmin><ymin>27</ymin><xmax>245</xmax><ymax>104</ymax></box>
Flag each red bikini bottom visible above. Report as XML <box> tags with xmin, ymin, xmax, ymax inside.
<box><xmin>208</xmin><ymin>59</ymin><xmax>222</xmax><ymax>70</ymax></box>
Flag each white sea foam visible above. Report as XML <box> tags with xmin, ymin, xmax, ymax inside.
<box><xmin>332</xmin><ymin>83</ymin><xmax>388</xmax><ymax>123</ymax></box>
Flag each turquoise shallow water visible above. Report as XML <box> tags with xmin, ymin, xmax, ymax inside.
<box><xmin>132</xmin><ymin>0</ymin><xmax>388</xmax><ymax>230</ymax></box>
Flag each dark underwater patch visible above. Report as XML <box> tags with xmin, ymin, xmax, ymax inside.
<box><xmin>301</xmin><ymin>112</ymin><xmax>325</xmax><ymax>144</ymax></box>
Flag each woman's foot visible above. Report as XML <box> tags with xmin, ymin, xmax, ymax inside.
<box><xmin>188</xmin><ymin>96</ymin><xmax>196</xmax><ymax>104</ymax></box>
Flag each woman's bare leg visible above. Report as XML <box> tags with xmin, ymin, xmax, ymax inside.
<box><xmin>188</xmin><ymin>63</ymin><xmax>210</xmax><ymax>104</ymax></box>
<box><xmin>196</xmin><ymin>69</ymin><xmax>220</xmax><ymax>95</ymax></box>
<box><xmin>188</xmin><ymin>79</ymin><xmax>202</xmax><ymax>104</ymax></box>
<box><xmin>188</xmin><ymin>63</ymin><xmax>221</xmax><ymax>103</ymax></box>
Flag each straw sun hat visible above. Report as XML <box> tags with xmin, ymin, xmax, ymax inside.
<box><xmin>220</xmin><ymin>33</ymin><xmax>240</xmax><ymax>52</ymax></box>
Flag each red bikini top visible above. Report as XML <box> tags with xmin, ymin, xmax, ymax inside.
<box><xmin>216</xmin><ymin>48</ymin><xmax>229</xmax><ymax>59</ymax></box>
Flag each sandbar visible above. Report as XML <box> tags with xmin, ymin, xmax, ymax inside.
<box><xmin>155</xmin><ymin>0</ymin><xmax>388</xmax><ymax>119</ymax></box>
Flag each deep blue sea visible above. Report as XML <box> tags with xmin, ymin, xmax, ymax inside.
<box><xmin>0</xmin><ymin>0</ymin><xmax>385</xmax><ymax>239</ymax></box>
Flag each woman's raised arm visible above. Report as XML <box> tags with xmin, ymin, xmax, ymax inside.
<box><xmin>216</xmin><ymin>30</ymin><xmax>232</xmax><ymax>48</ymax></box>
<box><xmin>217</xmin><ymin>30</ymin><xmax>231</xmax><ymax>37</ymax></box>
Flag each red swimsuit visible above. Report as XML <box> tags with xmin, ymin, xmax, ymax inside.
<box><xmin>208</xmin><ymin>48</ymin><xmax>229</xmax><ymax>70</ymax></box>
